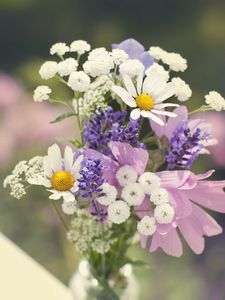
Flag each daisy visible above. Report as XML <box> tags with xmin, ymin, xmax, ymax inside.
<box><xmin>28</xmin><ymin>144</ymin><xmax>83</xmax><ymax>202</ymax></box>
<box><xmin>112</xmin><ymin>71</ymin><xmax>179</xmax><ymax>126</ymax></box>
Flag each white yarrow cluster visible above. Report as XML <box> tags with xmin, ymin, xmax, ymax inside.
<box><xmin>119</xmin><ymin>59</ymin><xmax>144</xmax><ymax>77</ymax></box>
<box><xmin>62</xmin><ymin>200</ymin><xmax>77</xmax><ymax>215</ymax></box>
<box><xmin>68</xmin><ymin>71</ymin><xmax>91</xmax><ymax>92</ymax></box>
<box><xmin>116</xmin><ymin>165</ymin><xmax>138</xmax><ymax>187</ymax></box>
<box><xmin>172</xmin><ymin>77</ymin><xmax>192</xmax><ymax>101</ymax></box>
<box><xmin>145</xmin><ymin>63</ymin><xmax>169</xmax><ymax>82</ymax></box>
<box><xmin>137</xmin><ymin>216</ymin><xmax>156</xmax><ymax>236</ymax></box>
<box><xmin>58</xmin><ymin>58</ymin><xmax>78</xmax><ymax>76</ymax></box>
<box><xmin>96</xmin><ymin>182</ymin><xmax>117</xmax><ymax>205</ymax></box>
<box><xmin>121</xmin><ymin>183</ymin><xmax>145</xmax><ymax>206</ymax></box>
<box><xmin>39</xmin><ymin>61</ymin><xmax>58</xmax><ymax>80</ymax></box>
<box><xmin>108</xmin><ymin>200</ymin><xmax>130</xmax><ymax>224</ymax></box>
<box><xmin>205</xmin><ymin>91</ymin><xmax>225</xmax><ymax>111</ymax></box>
<box><xmin>154</xmin><ymin>203</ymin><xmax>175</xmax><ymax>224</ymax></box>
<box><xmin>33</xmin><ymin>85</ymin><xmax>51</xmax><ymax>102</ymax></box>
<box><xmin>150</xmin><ymin>188</ymin><xmax>169</xmax><ymax>206</ymax></box>
<box><xmin>111</xmin><ymin>49</ymin><xmax>128</xmax><ymax>65</ymax></box>
<box><xmin>70</xmin><ymin>40</ymin><xmax>91</xmax><ymax>55</ymax></box>
<box><xmin>138</xmin><ymin>172</ymin><xmax>161</xmax><ymax>195</ymax></box>
<box><xmin>50</xmin><ymin>42</ymin><xmax>69</xmax><ymax>56</ymax></box>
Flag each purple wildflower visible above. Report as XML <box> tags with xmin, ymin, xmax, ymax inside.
<box><xmin>78</xmin><ymin>158</ymin><xmax>107</xmax><ymax>221</ymax></box>
<box><xmin>83</xmin><ymin>107</ymin><xmax>144</xmax><ymax>156</ymax></box>
<box><xmin>165</xmin><ymin>121</ymin><xmax>209</xmax><ymax>169</ymax></box>
<box><xmin>112</xmin><ymin>38</ymin><xmax>154</xmax><ymax>68</ymax></box>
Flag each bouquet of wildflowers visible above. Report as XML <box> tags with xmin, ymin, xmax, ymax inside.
<box><xmin>4</xmin><ymin>38</ymin><xmax>225</xmax><ymax>300</ymax></box>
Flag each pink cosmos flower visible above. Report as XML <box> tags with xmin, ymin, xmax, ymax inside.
<box><xmin>138</xmin><ymin>169</ymin><xmax>225</xmax><ymax>257</ymax></box>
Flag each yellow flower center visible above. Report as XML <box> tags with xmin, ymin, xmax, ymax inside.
<box><xmin>51</xmin><ymin>171</ymin><xmax>74</xmax><ymax>191</ymax></box>
<box><xmin>136</xmin><ymin>94</ymin><xmax>154</xmax><ymax>110</ymax></box>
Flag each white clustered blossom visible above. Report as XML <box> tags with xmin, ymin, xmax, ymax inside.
<box><xmin>68</xmin><ymin>71</ymin><xmax>91</xmax><ymax>92</ymax></box>
<box><xmin>108</xmin><ymin>200</ymin><xmax>130</xmax><ymax>224</ymax></box>
<box><xmin>172</xmin><ymin>77</ymin><xmax>192</xmax><ymax>101</ymax></box>
<box><xmin>74</xmin><ymin>75</ymin><xmax>113</xmax><ymax>118</ymax></box>
<box><xmin>58</xmin><ymin>58</ymin><xmax>78</xmax><ymax>76</ymax></box>
<box><xmin>88</xmin><ymin>47</ymin><xmax>109</xmax><ymax>60</ymax></box>
<box><xmin>83</xmin><ymin>53</ymin><xmax>114</xmax><ymax>77</ymax></box>
<box><xmin>150</xmin><ymin>188</ymin><xmax>169</xmax><ymax>206</ymax></box>
<box><xmin>70</xmin><ymin>40</ymin><xmax>91</xmax><ymax>55</ymax></box>
<box><xmin>67</xmin><ymin>210</ymin><xmax>115</xmax><ymax>254</ymax></box>
<box><xmin>154</xmin><ymin>204</ymin><xmax>175</xmax><ymax>224</ymax></box>
<box><xmin>3</xmin><ymin>157</ymin><xmax>44</xmax><ymax>199</ymax></box>
<box><xmin>149</xmin><ymin>46</ymin><xmax>187</xmax><ymax>72</ymax></box>
<box><xmin>149</xmin><ymin>46</ymin><xmax>167</xmax><ymax>60</ymax></box>
<box><xmin>121</xmin><ymin>183</ymin><xmax>145</xmax><ymax>206</ymax></box>
<box><xmin>119</xmin><ymin>59</ymin><xmax>144</xmax><ymax>77</ymax></box>
<box><xmin>138</xmin><ymin>172</ymin><xmax>161</xmax><ymax>195</ymax></box>
<box><xmin>50</xmin><ymin>42</ymin><xmax>69</xmax><ymax>56</ymax></box>
<box><xmin>62</xmin><ymin>200</ymin><xmax>77</xmax><ymax>215</ymax></box>
<box><xmin>205</xmin><ymin>91</ymin><xmax>225</xmax><ymax>111</ymax></box>
<box><xmin>33</xmin><ymin>85</ymin><xmax>51</xmax><ymax>102</ymax></box>
<box><xmin>111</xmin><ymin>49</ymin><xmax>128</xmax><ymax>65</ymax></box>
<box><xmin>137</xmin><ymin>216</ymin><xmax>156</xmax><ymax>236</ymax></box>
<box><xmin>39</xmin><ymin>61</ymin><xmax>58</xmax><ymax>80</ymax></box>
<box><xmin>116</xmin><ymin>165</ymin><xmax>138</xmax><ymax>187</ymax></box>
<box><xmin>96</xmin><ymin>183</ymin><xmax>117</xmax><ymax>205</ymax></box>
<box><xmin>145</xmin><ymin>63</ymin><xmax>169</xmax><ymax>82</ymax></box>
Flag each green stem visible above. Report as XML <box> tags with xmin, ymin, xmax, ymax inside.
<box><xmin>49</xmin><ymin>200</ymin><xmax>69</xmax><ymax>232</ymax></box>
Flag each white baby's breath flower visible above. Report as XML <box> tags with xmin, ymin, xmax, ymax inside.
<box><xmin>33</xmin><ymin>85</ymin><xmax>51</xmax><ymax>102</ymax></box>
<box><xmin>62</xmin><ymin>200</ymin><xmax>77</xmax><ymax>215</ymax></box>
<box><xmin>162</xmin><ymin>52</ymin><xmax>187</xmax><ymax>72</ymax></box>
<box><xmin>145</xmin><ymin>63</ymin><xmax>169</xmax><ymax>82</ymax></box>
<box><xmin>138</xmin><ymin>172</ymin><xmax>161</xmax><ymax>195</ymax></box>
<box><xmin>50</xmin><ymin>42</ymin><xmax>69</xmax><ymax>56</ymax></box>
<box><xmin>39</xmin><ymin>61</ymin><xmax>58</xmax><ymax>80</ymax></box>
<box><xmin>119</xmin><ymin>59</ymin><xmax>144</xmax><ymax>77</ymax></box>
<box><xmin>154</xmin><ymin>203</ymin><xmax>175</xmax><ymax>224</ymax></box>
<box><xmin>205</xmin><ymin>91</ymin><xmax>225</xmax><ymax>111</ymax></box>
<box><xmin>149</xmin><ymin>46</ymin><xmax>167</xmax><ymax>60</ymax></box>
<box><xmin>112</xmin><ymin>72</ymin><xmax>179</xmax><ymax>125</ymax></box>
<box><xmin>150</xmin><ymin>188</ymin><xmax>169</xmax><ymax>206</ymax></box>
<box><xmin>96</xmin><ymin>183</ymin><xmax>117</xmax><ymax>205</ymax></box>
<box><xmin>111</xmin><ymin>49</ymin><xmax>128</xmax><ymax>65</ymax></box>
<box><xmin>68</xmin><ymin>71</ymin><xmax>90</xmax><ymax>92</ymax></box>
<box><xmin>172</xmin><ymin>77</ymin><xmax>192</xmax><ymax>101</ymax></box>
<box><xmin>58</xmin><ymin>58</ymin><xmax>78</xmax><ymax>76</ymax></box>
<box><xmin>137</xmin><ymin>216</ymin><xmax>156</xmax><ymax>236</ymax></box>
<box><xmin>108</xmin><ymin>200</ymin><xmax>130</xmax><ymax>224</ymax></box>
<box><xmin>70</xmin><ymin>40</ymin><xmax>91</xmax><ymax>55</ymax></box>
<box><xmin>83</xmin><ymin>54</ymin><xmax>114</xmax><ymax>77</ymax></box>
<box><xmin>88</xmin><ymin>47</ymin><xmax>109</xmax><ymax>60</ymax></box>
<box><xmin>121</xmin><ymin>183</ymin><xmax>145</xmax><ymax>206</ymax></box>
<box><xmin>116</xmin><ymin>165</ymin><xmax>138</xmax><ymax>187</ymax></box>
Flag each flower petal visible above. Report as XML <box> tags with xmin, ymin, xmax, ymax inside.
<box><xmin>122</xmin><ymin>74</ymin><xmax>137</xmax><ymax>97</ymax></box>
<box><xmin>71</xmin><ymin>155</ymin><xmax>83</xmax><ymax>176</ymax></box>
<box><xmin>130</xmin><ymin>108</ymin><xmax>141</xmax><ymax>120</ymax></box>
<box><xmin>137</xmin><ymin>72</ymin><xmax>144</xmax><ymax>94</ymax></box>
<box><xmin>43</xmin><ymin>156</ymin><xmax>53</xmax><ymax>177</ymax></box>
<box><xmin>154</xmin><ymin>103</ymin><xmax>179</xmax><ymax>109</ymax></box>
<box><xmin>155</xmin><ymin>82</ymin><xmax>175</xmax><ymax>103</ymax></box>
<box><xmin>141</xmin><ymin>111</ymin><xmax>165</xmax><ymax>125</ymax></box>
<box><xmin>151</xmin><ymin>109</ymin><xmax>177</xmax><ymax>118</ymax></box>
<box><xmin>64</xmin><ymin>146</ymin><xmax>74</xmax><ymax>171</ymax></box>
<box><xmin>112</xmin><ymin>86</ymin><xmax>136</xmax><ymax>107</ymax></box>
<box><xmin>48</xmin><ymin>144</ymin><xmax>62</xmax><ymax>172</ymax></box>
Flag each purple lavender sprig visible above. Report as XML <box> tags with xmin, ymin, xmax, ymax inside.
<box><xmin>83</xmin><ymin>106</ymin><xmax>144</xmax><ymax>156</ymax></box>
<box><xmin>165</xmin><ymin>121</ymin><xmax>209</xmax><ymax>169</ymax></box>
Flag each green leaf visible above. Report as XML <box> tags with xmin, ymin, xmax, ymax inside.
<box><xmin>70</xmin><ymin>139</ymin><xmax>83</xmax><ymax>148</ymax></box>
<box><xmin>123</xmin><ymin>258</ymin><xmax>151</xmax><ymax>269</ymax></box>
<box><xmin>50</xmin><ymin>112</ymin><xmax>77</xmax><ymax>124</ymax></box>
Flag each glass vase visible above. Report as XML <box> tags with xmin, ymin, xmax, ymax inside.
<box><xmin>69</xmin><ymin>260</ymin><xmax>140</xmax><ymax>300</ymax></box>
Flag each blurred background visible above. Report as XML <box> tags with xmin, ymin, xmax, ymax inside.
<box><xmin>1</xmin><ymin>0</ymin><xmax>225</xmax><ymax>299</ymax></box>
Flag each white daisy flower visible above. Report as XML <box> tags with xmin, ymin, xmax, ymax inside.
<box><xmin>154</xmin><ymin>203</ymin><xmax>175</xmax><ymax>224</ymax></box>
<box><xmin>68</xmin><ymin>71</ymin><xmax>90</xmax><ymax>92</ymax></box>
<box><xmin>108</xmin><ymin>200</ymin><xmax>130</xmax><ymax>224</ymax></box>
<box><xmin>172</xmin><ymin>77</ymin><xmax>192</xmax><ymax>101</ymax></box>
<box><xmin>62</xmin><ymin>200</ymin><xmax>77</xmax><ymax>215</ymax></box>
<box><xmin>70</xmin><ymin>40</ymin><xmax>91</xmax><ymax>55</ymax></box>
<box><xmin>58</xmin><ymin>58</ymin><xmax>78</xmax><ymax>77</ymax></box>
<box><xmin>205</xmin><ymin>91</ymin><xmax>225</xmax><ymax>111</ymax></box>
<box><xmin>116</xmin><ymin>165</ymin><xmax>138</xmax><ymax>187</ymax></box>
<box><xmin>112</xmin><ymin>70</ymin><xmax>179</xmax><ymax>125</ymax></box>
<box><xmin>39</xmin><ymin>61</ymin><xmax>58</xmax><ymax>80</ymax></box>
<box><xmin>119</xmin><ymin>59</ymin><xmax>144</xmax><ymax>78</ymax></box>
<box><xmin>50</xmin><ymin>42</ymin><xmax>69</xmax><ymax>56</ymax></box>
<box><xmin>137</xmin><ymin>216</ymin><xmax>156</xmax><ymax>236</ymax></box>
<box><xmin>28</xmin><ymin>144</ymin><xmax>83</xmax><ymax>202</ymax></box>
<box><xmin>121</xmin><ymin>183</ymin><xmax>145</xmax><ymax>206</ymax></box>
<box><xmin>96</xmin><ymin>182</ymin><xmax>117</xmax><ymax>206</ymax></box>
<box><xmin>150</xmin><ymin>188</ymin><xmax>169</xmax><ymax>206</ymax></box>
<box><xmin>33</xmin><ymin>85</ymin><xmax>51</xmax><ymax>102</ymax></box>
<box><xmin>138</xmin><ymin>172</ymin><xmax>161</xmax><ymax>195</ymax></box>
<box><xmin>111</xmin><ymin>49</ymin><xmax>128</xmax><ymax>65</ymax></box>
